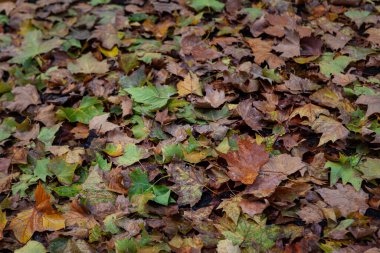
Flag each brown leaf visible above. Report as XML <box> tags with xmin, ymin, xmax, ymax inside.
<box><xmin>297</xmin><ymin>203</ymin><xmax>324</xmax><ymax>224</ymax></box>
<box><xmin>311</xmin><ymin>115</ymin><xmax>349</xmax><ymax>146</ymax></box>
<box><xmin>356</xmin><ymin>95</ymin><xmax>380</xmax><ymax>117</ymax></box>
<box><xmin>107</xmin><ymin>167</ymin><xmax>128</xmax><ymax>194</ymax></box>
<box><xmin>64</xmin><ymin>200</ymin><xmax>98</xmax><ymax>229</ymax></box>
<box><xmin>177</xmin><ymin>72</ymin><xmax>202</xmax><ymax>97</ymax></box>
<box><xmin>6</xmin><ymin>84</ymin><xmax>41</xmax><ymax>112</ymax></box>
<box><xmin>9</xmin><ymin>182</ymin><xmax>65</xmax><ymax>243</ymax></box>
<box><xmin>120</xmin><ymin>96</ymin><xmax>133</xmax><ymax>117</ymax></box>
<box><xmin>0</xmin><ymin>172</ymin><xmax>19</xmax><ymax>193</ymax></box>
<box><xmin>239</xmin><ymin>199</ymin><xmax>269</xmax><ymax>217</ymax></box>
<box><xmin>89</xmin><ymin>113</ymin><xmax>119</xmax><ymax>134</ymax></box>
<box><xmin>316</xmin><ymin>184</ymin><xmax>368</xmax><ymax>217</ymax></box>
<box><xmin>220</xmin><ymin>138</ymin><xmax>269</xmax><ymax>184</ymax></box>
<box><xmin>284</xmin><ymin>74</ymin><xmax>320</xmax><ymax>93</ymax></box>
<box><xmin>35</xmin><ymin>104</ymin><xmax>57</xmax><ymax>127</ymax></box>
<box><xmin>90</xmin><ymin>24</ymin><xmax>120</xmax><ymax>50</ymax></box>
<box><xmin>289</xmin><ymin>103</ymin><xmax>330</xmax><ymax>123</ymax></box>
<box><xmin>203</xmin><ymin>85</ymin><xmax>227</xmax><ymax>108</ymax></box>
<box><xmin>246</xmin><ymin>38</ymin><xmax>285</xmax><ymax>69</ymax></box>
<box><xmin>236</xmin><ymin>99</ymin><xmax>264</xmax><ymax>131</ymax></box>
<box><xmin>366</xmin><ymin>28</ymin><xmax>380</xmax><ymax>47</ymax></box>
<box><xmin>244</xmin><ymin>154</ymin><xmax>305</xmax><ymax>198</ymax></box>
<box><xmin>300</xmin><ymin>36</ymin><xmax>323</xmax><ymax>56</ymax></box>
<box><xmin>273</xmin><ymin>29</ymin><xmax>300</xmax><ymax>58</ymax></box>
<box><xmin>260</xmin><ymin>154</ymin><xmax>306</xmax><ymax>177</ymax></box>
<box><xmin>155</xmin><ymin>108</ymin><xmax>176</xmax><ymax>125</ymax></box>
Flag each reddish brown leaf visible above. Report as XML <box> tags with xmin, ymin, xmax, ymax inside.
<box><xmin>220</xmin><ymin>138</ymin><xmax>269</xmax><ymax>184</ymax></box>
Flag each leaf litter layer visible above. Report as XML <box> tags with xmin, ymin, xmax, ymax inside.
<box><xmin>0</xmin><ymin>0</ymin><xmax>380</xmax><ymax>252</ymax></box>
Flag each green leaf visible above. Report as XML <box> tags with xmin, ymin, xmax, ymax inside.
<box><xmin>10</xmin><ymin>30</ymin><xmax>63</xmax><ymax>64</ymax></box>
<box><xmin>62</xmin><ymin>38</ymin><xmax>81</xmax><ymax>51</ymax></box>
<box><xmin>325</xmin><ymin>155</ymin><xmax>363</xmax><ymax>191</ymax></box>
<box><xmin>0</xmin><ymin>15</ymin><xmax>8</xmax><ymax>25</ymax></box>
<box><xmin>15</xmin><ymin>241</ymin><xmax>46</xmax><ymax>253</ymax></box>
<box><xmin>129</xmin><ymin>168</ymin><xmax>151</xmax><ymax>196</ymax></box>
<box><xmin>34</xmin><ymin>158</ymin><xmax>52</xmax><ymax>182</ymax></box>
<box><xmin>194</xmin><ymin>105</ymin><xmax>230</xmax><ymax>121</ymax></box>
<box><xmin>0</xmin><ymin>117</ymin><xmax>17</xmax><ymax>142</ymax></box>
<box><xmin>53</xmin><ymin>184</ymin><xmax>81</xmax><ymax>197</ymax></box>
<box><xmin>12</xmin><ymin>174</ymin><xmax>39</xmax><ymax>197</ymax></box>
<box><xmin>161</xmin><ymin>144</ymin><xmax>184</xmax><ymax>163</ymax></box>
<box><xmin>152</xmin><ymin>185</ymin><xmax>171</xmax><ymax>206</ymax></box>
<box><xmin>48</xmin><ymin>157</ymin><xmax>78</xmax><ymax>185</ymax></box>
<box><xmin>95</xmin><ymin>152</ymin><xmax>111</xmax><ymax>171</ymax></box>
<box><xmin>319</xmin><ymin>53</ymin><xmax>354</xmax><ymax>78</ymax></box>
<box><xmin>37</xmin><ymin>123</ymin><xmax>62</xmax><ymax>146</ymax></box>
<box><xmin>56</xmin><ymin>96</ymin><xmax>104</xmax><ymax>124</ymax></box>
<box><xmin>104</xmin><ymin>214</ymin><xmax>121</xmax><ymax>234</ymax></box>
<box><xmin>120</xmin><ymin>54</ymin><xmax>139</xmax><ymax>73</ymax></box>
<box><xmin>188</xmin><ymin>0</ymin><xmax>225</xmax><ymax>12</ymax></box>
<box><xmin>117</xmin><ymin>144</ymin><xmax>144</xmax><ymax>166</ymax></box>
<box><xmin>126</xmin><ymin>85</ymin><xmax>176</xmax><ymax>112</ymax></box>
<box><xmin>344</xmin><ymin>10</ymin><xmax>370</xmax><ymax>26</ymax></box>
<box><xmin>67</xmin><ymin>53</ymin><xmax>110</xmax><ymax>74</ymax></box>
<box><xmin>242</xmin><ymin>8</ymin><xmax>262</xmax><ymax>21</ymax></box>
<box><xmin>222</xmin><ymin>216</ymin><xmax>280</xmax><ymax>250</ymax></box>
<box><xmin>90</xmin><ymin>0</ymin><xmax>110</xmax><ymax>6</ymax></box>
<box><xmin>129</xmin><ymin>168</ymin><xmax>172</xmax><ymax>206</ymax></box>
<box><xmin>130</xmin><ymin>115</ymin><xmax>150</xmax><ymax>139</ymax></box>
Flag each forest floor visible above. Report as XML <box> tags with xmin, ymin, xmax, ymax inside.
<box><xmin>0</xmin><ymin>0</ymin><xmax>380</xmax><ymax>252</ymax></box>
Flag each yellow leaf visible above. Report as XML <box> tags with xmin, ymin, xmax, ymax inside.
<box><xmin>10</xmin><ymin>183</ymin><xmax>65</xmax><ymax>243</ymax></box>
<box><xmin>183</xmin><ymin>149</ymin><xmax>210</xmax><ymax>163</ymax></box>
<box><xmin>177</xmin><ymin>73</ymin><xmax>203</xmax><ymax>97</ymax></box>
<box><xmin>0</xmin><ymin>209</ymin><xmax>7</xmax><ymax>240</ymax></box>
<box><xmin>99</xmin><ymin>46</ymin><xmax>119</xmax><ymax>57</ymax></box>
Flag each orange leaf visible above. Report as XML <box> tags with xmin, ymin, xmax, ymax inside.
<box><xmin>9</xmin><ymin>182</ymin><xmax>65</xmax><ymax>243</ymax></box>
<box><xmin>220</xmin><ymin>138</ymin><xmax>269</xmax><ymax>184</ymax></box>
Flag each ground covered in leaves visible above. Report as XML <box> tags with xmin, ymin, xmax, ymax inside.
<box><xmin>0</xmin><ymin>0</ymin><xmax>380</xmax><ymax>252</ymax></box>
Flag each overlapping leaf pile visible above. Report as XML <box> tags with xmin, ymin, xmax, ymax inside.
<box><xmin>0</xmin><ymin>0</ymin><xmax>380</xmax><ymax>252</ymax></box>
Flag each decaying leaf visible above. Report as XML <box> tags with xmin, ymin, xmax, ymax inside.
<box><xmin>9</xmin><ymin>182</ymin><xmax>65</xmax><ymax>243</ymax></box>
<box><xmin>220</xmin><ymin>138</ymin><xmax>269</xmax><ymax>184</ymax></box>
<box><xmin>311</xmin><ymin>116</ymin><xmax>350</xmax><ymax>146</ymax></box>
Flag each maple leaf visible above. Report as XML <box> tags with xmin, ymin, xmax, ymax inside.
<box><xmin>9</xmin><ymin>182</ymin><xmax>65</xmax><ymax>243</ymax></box>
<box><xmin>289</xmin><ymin>103</ymin><xmax>330</xmax><ymax>123</ymax></box>
<box><xmin>245</xmin><ymin>38</ymin><xmax>285</xmax><ymax>69</ymax></box>
<box><xmin>6</xmin><ymin>85</ymin><xmax>41</xmax><ymax>112</ymax></box>
<box><xmin>318</xmin><ymin>53</ymin><xmax>354</xmax><ymax>78</ymax></box>
<box><xmin>316</xmin><ymin>184</ymin><xmax>368</xmax><ymax>217</ymax></box>
<box><xmin>177</xmin><ymin>72</ymin><xmax>203</xmax><ymax>97</ymax></box>
<box><xmin>68</xmin><ymin>53</ymin><xmax>110</xmax><ymax>74</ymax></box>
<box><xmin>272</xmin><ymin>29</ymin><xmax>300</xmax><ymax>58</ymax></box>
<box><xmin>356</xmin><ymin>95</ymin><xmax>380</xmax><ymax>117</ymax></box>
<box><xmin>10</xmin><ymin>30</ymin><xmax>63</xmax><ymax>64</ymax></box>
<box><xmin>365</xmin><ymin>28</ymin><xmax>380</xmax><ymax>47</ymax></box>
<box><xmin>311</xmin><ymin>115</ymin><xmax>349</xmax><ymax>146</ymax></box>
<box><xmin>220</xmin><ymin>138</ymin><xmax>269</xmax><ymax>184</ymax></box>
<box><xmin>325</xmin><ymin>154</ymin><xmax>363</xmax><ymax>191</ymax></box>
<box><xmin>167</xmin><ymin>163</ymin><xmax>205</xmax><ymax>207</ymax></box>
<box><xmin>89</xmin><ymin>113</ymin><xmax>119</xmax><ymax>134</ymax></box>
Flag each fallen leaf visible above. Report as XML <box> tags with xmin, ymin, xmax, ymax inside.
<box><xmin>14</xmin><ymin>240</ymin><xmax>46</xmax><ymax>253</ymax></box>
<box><xmin>220</xmin><ymin>138</ymin><xmax>269</xmax><ymax>184</ymax></box>
<box><xmin>177</xmin><ymin>72</ymin><xmax>202</xmax><ymax>97</ymax></box>
<box><xmin>236</xmin><ymin>99</ymin><xmax>264</xmax><ymax>131</ymax></box>
<box><xmin>217</xmin><ymin>239</ymin><xmax>241</xmax><ymax>253</ymax></box>
<box><xmin>6</xmin><ymin>85</ymin><xmax>41</xmax><ymax>112</ymax></box>
<box><xmin>89</xmin><ymin>113</ymin><xmax>119</xmax><ymax>134</ymax></box>
<box><xmin>284</xmin><ymin>74</ymin><xmax>320</xmax><ymax>93</ymax></box>
<box><xmin>311</xmin><ymin>115</ymin><xmax>349</xmax><ymax>146</ymax></box>
<box><xmin>68</xmin><ymin>53</ymin><xmax>110</xmax><ymax>74</ymax></box>
<box><xmin>356</xmin><ymin>95</ymin><xmax>380</xmax><ymax>117</ymax></box>
<box><xmin>289</xmin><ymin>103</ymin><xmax>330</xmax><ymax>123</ymax></box>
<box><xmin>316</xmin><ymin>183</ymin><xmax>368</xmax><ymax>217</ymax></box>
<box><xmin>366</xmin><ymin>28</ymin><xmax>380</xmax><ymax>47</ymax></box>
<box><xmin>246</xmin><ymin>38</ymin><xmax>285</xmax><ymax>69</ymax></box>
<box><xmin>167</xmin><ymin>163</ymin><xmax>205</xmax><ymax>207</ymax></box>
<box><xmin>273</xmin><ymin>29</ymin><xmax>300</xmax><ymax>58</ymax></box>
<box><xmin>9</xmin><ymin>182</ymin><xmax>65</xmax><ymax>243</ymax></box>
<box><xmin>297</xmin><ymin>203</ymin><xmax>324</xmax><ymax>224</ymax></box>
